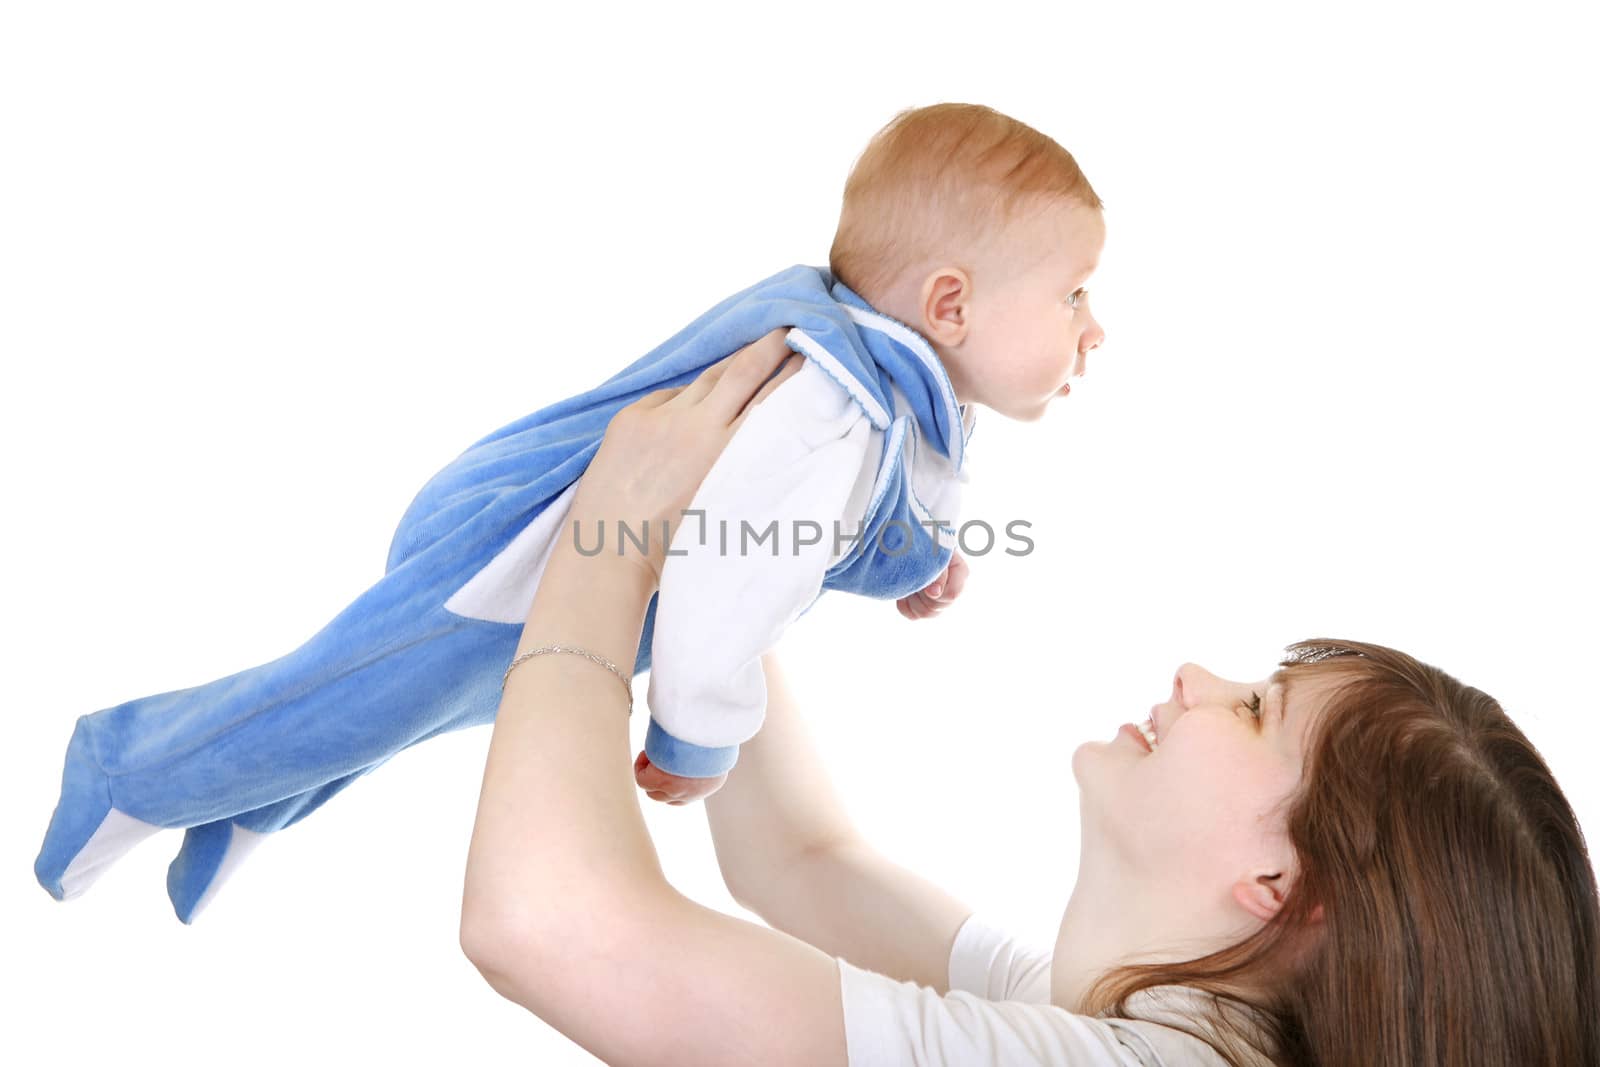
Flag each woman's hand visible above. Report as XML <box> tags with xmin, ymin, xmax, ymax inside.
<box><xmin>568</xmin><ymin>328</ymin><xmax>806</xmax><ymax>588</ymax></box>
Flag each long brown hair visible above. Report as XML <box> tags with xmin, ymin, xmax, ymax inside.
<box><xmin>1081</xmin><ymin>637</ymin><xmax>1600</xmax><ymax>1066</ymax></box>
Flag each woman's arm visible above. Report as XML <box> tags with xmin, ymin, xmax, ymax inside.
<box><xmin>458</xmin><ymin>337</ymin><xmax>848</xmax><ymax>1067</ymax></box>
<box><xmin>706</xmin><ymin>651</ymin><xmax>975</xmax><ymax>993</ymax></box>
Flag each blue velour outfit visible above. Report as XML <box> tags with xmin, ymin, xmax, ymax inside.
<box><xmin>34</xmin><ymin>264</ymin><xmax>975</xmax><ymax>922</ymax></box>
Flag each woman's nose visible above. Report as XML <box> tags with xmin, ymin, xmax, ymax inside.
<box><xmin>1176</xmin><ymin>662</ymin><xmax>1271</xmax><ymax>713</ymax></box>
<box><xmin>1173</xmin><ymin>662</ymin><xmax>1227</xmax><ymax>709</ymax></box>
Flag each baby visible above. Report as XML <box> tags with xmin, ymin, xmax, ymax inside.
<box><xmin>35</xmin><ymin>102</ymin><xmax>1106</xmax><ymax>922</ymax></box>
<box><xmin>635</xmin><ymin>104</ymin><xmax>1106</xmax><ymax>802</ymax></box>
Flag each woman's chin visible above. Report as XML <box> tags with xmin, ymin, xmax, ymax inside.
<box><xmin>1069</xmin><ymin>738</ymin><xmax>1115</xmax><ymax>786</ymax></box>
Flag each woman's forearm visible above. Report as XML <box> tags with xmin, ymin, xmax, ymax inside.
<box><xmin>457</xmin><ymin>540</ymin><xmax>854</xmax><ymax>1066</ymax></box>
<box><xmin>704</xmin><ymin>652</ymin><xmax>862</xmax><ymax>903</ymax></box>
<box><xmin>706</xmin><ymin>651</ymin><xmax>975</xmax><ymax>992</ymax></box>
<box><xmin>459</xmin><ymin>542</ymin><xmax>667</xmax><ymax>954</ymax></box>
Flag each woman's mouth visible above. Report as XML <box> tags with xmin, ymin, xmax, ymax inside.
<box><xmin>1119</xmin><ymin>722</ymin><xmax>1153</xmax><ymax>753</ymax></box>
<box><xmin>1118</xmin><ymin>715</ymin><xmax>1160</xmax><ymax>753</ymax></box>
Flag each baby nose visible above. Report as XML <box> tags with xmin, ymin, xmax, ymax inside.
<box><xmin>1082</xmin><ymin>318</ymin><xmax>1106</xmax><ymax>353</ymax></box>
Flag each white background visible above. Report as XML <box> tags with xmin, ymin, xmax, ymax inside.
<box><xmin>4</xmin><ymin>2</ymin><xmax>1596</xmax><ymax>1063</ymax></box>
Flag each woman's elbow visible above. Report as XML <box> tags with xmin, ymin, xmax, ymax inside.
<box><xmin>460</xmin><ymin>905</ymin><xmax>523</xmax><ymax>991</ymax></box>
<box><xmin>459</xmin><ymin>889</ymin><xmax>554</xmax><ymax>988</ymax></box>
<box><xmin>458</xmin><ymin>887</ymin><xmax>671</xmax><ymax>1009</ymax></box>
<box><xmin>459</xmin><ymin>909</ymin><xmax>571</xmax><ymax>1013</ymax></box>
<box><xmin>716</xmin><ymin>849</ymin><xmax>781</xmax><ymax>919</ymax></box>
<box><xmin>720</xmin><ymin>833</ymin><xmax>858</xmax><ymax>923</ymax></box>
<box><xmin>464</xmin><ymin>949</ymin><xmax>523</xmax><ymax>1006</ymax></box>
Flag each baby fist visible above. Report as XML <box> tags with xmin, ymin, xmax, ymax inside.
<box><xmin>896</xmin><ymin>550</ymin><xmax>969</xmax><ymax>621</ymax></box>
<box><xmin>633</xmin><ymin>750</ymin><xmax>728</xmax><ymax>805</ymax></box>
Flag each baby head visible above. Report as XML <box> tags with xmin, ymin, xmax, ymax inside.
<box><xmin>829</xmin><ymin>103</ymin><xmax>1106</xmax><ymax>422</ymax></box>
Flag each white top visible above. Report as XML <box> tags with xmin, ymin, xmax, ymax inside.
<box><xmin>440</xmin><ymin>356</ymin><xmax>968</xmax><ymax>767</ymax></box>
<box><xmin>645</xmin><ymin>355</ymin><xmax>890</xmax><ymax>753</ymax></box>
<box><xmin>837</xmin><ymin>913</ymin><xmax>1276</xmax><ymax>1066</ymax></box>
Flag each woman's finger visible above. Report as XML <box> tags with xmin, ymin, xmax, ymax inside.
<box><xmin>729</xmin><ymin>353</ymin><xmax>805</xmax><ymax>434</ymax></box>
<box><xmin>674</xmin><ymin>357</ymin><xmax>731</xmax><ymax>406</ymax></box>
<box><xmin>738</xmin><ymin>353</ymin><xmax>805</xmax><ymax>420</ymax></box>
<box><xmin>708</xmin><ymin>329</ymin><xmax>795</xmax><ymax>425</ymax></box>
<box><xmin>629</xmin><ymin>383</ymin><xmax>688</xmax><ymax>411</ymax></box>
<box><xmin>671</xmin><ymin>328</ymin><xmax>789</xmax><ymax>413</ymax></box>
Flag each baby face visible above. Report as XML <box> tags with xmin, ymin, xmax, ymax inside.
<box><xmin>955</xmin><ymin>201</ymin><xmax>1106</xmax><ymax>422</ymax></box>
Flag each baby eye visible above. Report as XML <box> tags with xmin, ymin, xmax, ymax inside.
<box><xmin>1066</xmin><ymin>287</ymin><xmax>1088</xmax><ymax>310</ymax></box>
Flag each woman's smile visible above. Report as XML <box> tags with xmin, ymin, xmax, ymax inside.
<box><xmin>1118</xmin><ymin>721</ymin><xmax>1155</xmax><ymax>752</ymax></box>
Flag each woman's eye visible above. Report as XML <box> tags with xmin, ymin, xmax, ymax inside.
<box><xmin>1241</xmin><ymin>692</ymin><xmax>1263</xmax><ymax>725</ymax></box>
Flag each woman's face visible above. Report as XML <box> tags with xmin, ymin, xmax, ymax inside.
<box><xmin>1070</xmin><ymin>662</ymin><xmax>1327</xmax><ymax>914</ymax></box>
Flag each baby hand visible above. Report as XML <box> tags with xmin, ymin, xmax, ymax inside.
<box><xmin>896</xmin><ymin>551</ymin><xmax>969</xmax><ymax>621</ymax></box>
<box><xmin>633</xmin><ymin>750</ymin><xmax>728</xmax><ymax>805</ymax></box>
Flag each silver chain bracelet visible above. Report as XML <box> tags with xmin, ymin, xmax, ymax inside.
<box><xmin>501</xmin><ymin>644</ymin><xmax>633</xmax><ymax>716</ymax></box>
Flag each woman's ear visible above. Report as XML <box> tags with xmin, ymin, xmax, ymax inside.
<box><xmin>1230</xmin><ymin>870</ymin><xmax>1287</xmax><ymax>923</ymax></box>
<box><xmin>1233</xmin><ymin>870</ymin><xmax>1325</xmax><ymax>925</ymax></box>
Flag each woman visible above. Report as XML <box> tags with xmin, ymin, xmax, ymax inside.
<box><xmin>458</xmin><ymin>332</ymin><xmax>1600</xmax><ymax>1066</ymax></box>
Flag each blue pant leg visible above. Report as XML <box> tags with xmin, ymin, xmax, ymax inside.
<box><xmin>34</xmin><ymin>524</ymin><xmax>499</xmax><ymax>906</ymax></box>
<box><xmin>165</xmin><ymin>766</ymin><xmax>390</xmax><ymax>923</ymax></box>
<box><xmin>154</xmin><ymin>589</ymin><xmax>659</xmax><ymax>922</ymax></box>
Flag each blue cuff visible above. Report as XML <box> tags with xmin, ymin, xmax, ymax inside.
<box><xmin>644</xmin><ymin>718</ymin><xmax>740</xmax><ymax>778</ymax></box>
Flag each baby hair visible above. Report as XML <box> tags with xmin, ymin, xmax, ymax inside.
<box><xmin>828</xmin><ymin>102</ymin><xmax>1102</xmax><ymax>305</ymax></box>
